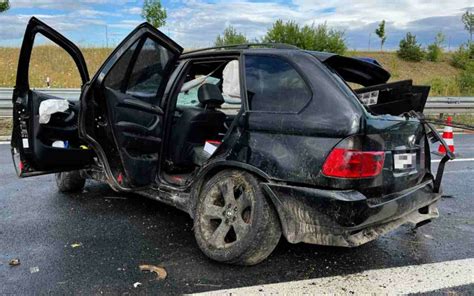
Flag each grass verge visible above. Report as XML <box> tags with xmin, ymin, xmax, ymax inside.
<box><xmin>0</xmin><ymin>118</ymin><xmax>12</xmax><ymax>137</ymax></box>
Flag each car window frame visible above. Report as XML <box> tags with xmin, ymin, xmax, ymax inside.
<box><xmin>96</xmin><ymin>30</ymin><xmax>179</xmax><ymax>93</ymax></box>
<box><xmin>173</xmin><ymin>55</ymin><xmax>245</xmax><ymax>109</ymax></box>
<box><xmin>242</xmin><ymin>53</ymin><xmax>313</xmax><ymax>115</ymax></box>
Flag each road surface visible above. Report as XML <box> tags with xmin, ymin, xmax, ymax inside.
<box><xmin>1</xmin><ymin>135</ymin><xmax>473</xmax><ymax>295</ymax></box>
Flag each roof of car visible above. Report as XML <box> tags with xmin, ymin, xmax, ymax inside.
<box><xmin>180</xmin><ymin>43</ymin><xmax>333</xmax><ymax>59</ymax></box>
<box><xmin>179</xmin><ymin>43</ymin><xmax>391</xmax><ymax>86</ymax></box>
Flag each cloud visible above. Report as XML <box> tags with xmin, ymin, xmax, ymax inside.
<box><xmin>108</xmin><ymin>19</ymin><xmax>142</xmax><ymax>29</ymax></box>
<box><xmin>10</xmin><ymin>0</ymin><xmax>136</xmax><ymax>10</ymax></box>
<box><xmin>121</xmin><ymin>6</ymin><xmax>142</xmax><ymax>15</ymax></box>
<box><xmin>1</xmin><ymin>0</ymin><xmax>472</xmax><ymax>49</ymax></box>
<box><xmin>162</xmin><ymin>0</ymin><xmax>472</xmax><ymax>48</ymax></box>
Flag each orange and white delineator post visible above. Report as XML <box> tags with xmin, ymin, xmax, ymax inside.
<box><xmin>437</xmin><ymin>116</ymin><xmax>455</xmax><ymax>154</ymax></box>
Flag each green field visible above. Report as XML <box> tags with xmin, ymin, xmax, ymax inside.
<box><xmin>0</xmin><ymin>46</ymin><xmax>468</xmax><ymax>95</ymax></box>
<box><xmin>0</xmin><ymin>46</ymin><xmax>113</xmax><ymax>89</ymax></box>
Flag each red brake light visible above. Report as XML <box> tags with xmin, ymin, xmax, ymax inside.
<box><xmin>322</xmin><ymin>148</ymin><xmax>385</xmax><ymax>178</ymax></box>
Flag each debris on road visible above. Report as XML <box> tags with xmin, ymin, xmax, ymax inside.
<box><xmin>29</xmin><ymin>266</ymin><xmax>39</xmax><ymax>273</ymax></box>
<box><xmin>104</xmin><ymin>196</ymin><xmax>128</xmax><ymax>200</ymax></box>
<box><xmin>133</xmin><ymin>282</ymin><xmax>142</xmax><ymax>288</ymax></box>
<box><xmin>194</xmin><ymin>283</ymin><xmax>223</xmax><ymax>288</ymax></box>
<box><xmin>139</xmin><ymin>264</ymin><xmax>167</xmax><ymax>280</ymax></box>
<box><xmin>442</xmin><ymin>195</ymin><xmax>454</xmax><ymax>199</ymax></box>
<box><xmin>71</xmin><ymin>243</ymin><xmax>82</xmax><ymax>248</ymax></box>
<box><xmin>8</xmin><ymin>258</ymin><xmax>20</xmax><ymax>266</ymax></box>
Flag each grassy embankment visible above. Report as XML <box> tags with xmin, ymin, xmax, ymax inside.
<box><xmin>0</xmin><ymin>47</ymin><xmax>472</xmax><ymax>136</ymax></box>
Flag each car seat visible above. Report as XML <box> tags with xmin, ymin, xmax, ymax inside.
<box><xmin>168</xmin><ymin>83</ymin><xmax>226</xmax><ymax>167</ymax></box>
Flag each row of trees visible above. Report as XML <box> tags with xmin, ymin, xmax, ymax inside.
<box><xmin>373</xmin><ymin>11</ymin><xmax>473</xmax><ymax>63</ymax></box>
<box><xmin>3</xmin><ymin>0</ymin><xmax>472</xmax><ymax>62</ymax></box>
<box><xmin>214</xmin><ymin>20</ymin><xmax>347</xmax><ymax>54</ymax></box>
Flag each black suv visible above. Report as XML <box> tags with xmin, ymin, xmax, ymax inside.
<box><xmin>11</xmin><ymin>18</ymin><xmax>453</xmax><ymax>265</ymax></box>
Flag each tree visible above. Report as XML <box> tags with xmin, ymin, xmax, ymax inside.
<box><xmin>451</xmin><ymin>43</ymin><xmax>474</xmax><ymax>69</ymax></box>
<box><xmin>397</xmin><ymin>32</ymin><xmax>425</xmax><ymax>62</ymax></box>
<box><xmin>263</xmin><ymin>20</ymin><xmax>347</xmax><ymax>54</ymax></box>
<box><xmin>426</xmin><ymin>32</ymin><xmax>445</xmax><ymax>62</ymax></box>
<box><xmin>375</xmin><ymin>20</ymin><xmax>387</xmax><ymax>51</ymax></box>
<box><xmin>458</xmin><ymin>60</ymin><xmax>474</xmax><ymax>95</ymax></box>
<box><xmin>141</xmin><ymin>0</ymin><xmax>167</xmax><ymax>28</ymax></box>
<box><xmin>263</xmin><ymin>20</ymin><xmax>302</xmax><ymax>48</ymax></box>
<box><xmin>214</xmin><ymin>26</ymin><xmax>248</xmax><ymax>46</ymax></box>
<box><xmin>300</xmin><ymin>23</ymin><xmax>346</xmax><ymax>54</ymax></box>
<box><xmin>462</xmin><ymin>10</ymin><xmax>474</xmax><ymax>43</ymax></box>
<box><xmin>0</xmin><ymin>0</ymin><xmax>10</xmax><ymax>13</ymax></box>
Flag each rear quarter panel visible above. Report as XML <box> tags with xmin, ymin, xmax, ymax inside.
<box><xmin>220</xmin><ymin>51</ymin><xmax>365</xmax><ymax>185</ymax></box>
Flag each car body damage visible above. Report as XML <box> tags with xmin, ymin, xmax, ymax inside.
<box><xmin>262</xmin><ymin>180</ymin><xmax>440</xmax><ymax>246</ymax></box>
<box><xmin>11</xmin><ymin>17</ymin><xmax>454</xmax><ymax>264</ymax></box>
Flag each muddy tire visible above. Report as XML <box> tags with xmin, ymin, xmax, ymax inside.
<box><xmin>55</xmin><ymin>171</ymin><xmax>86</xmax><ymax>193</ymax></box>
<box><xmin>194</xmin><ymin>170</ymin><xmax>281</xmax><ymax>265</ymax></box>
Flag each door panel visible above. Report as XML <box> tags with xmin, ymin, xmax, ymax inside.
<box><xmin>80</xmin><ymin>23</ymin><xmax>182</xmax><ymax>189</ymax></box>
<box><xmin>11</xmin><ymin>17</ymin><xmax>93</xmax><ymax>177</ymax></box>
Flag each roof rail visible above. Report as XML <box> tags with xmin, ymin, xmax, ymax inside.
<box><xmin>184</xmin><ymin>43</ymin><xmax>300</xmax><ymax>55</ymax></box>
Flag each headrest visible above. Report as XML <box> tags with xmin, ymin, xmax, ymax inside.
<box><xmin>198</xmin><ymin>83</ymin><xmax>225</xmax><ymax>108</ymax></box>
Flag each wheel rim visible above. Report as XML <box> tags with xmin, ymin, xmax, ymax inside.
<box><xmin>200</xmin><ymin>177</ymin><xmax>253</xmax><ymax>249</ymax></box>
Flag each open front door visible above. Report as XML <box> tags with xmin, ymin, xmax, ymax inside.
<box><xmin>11</xmin><ymin>17</ymin><xmax>94</xmax><ymax>177</ymax></box>
<box><xmin>80</xmin><ymin>23</ymin><xmax>183</xmax><ymax>190</ymax></box>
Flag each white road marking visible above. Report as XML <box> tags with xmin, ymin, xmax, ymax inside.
<box><xmin>432</xmin><ymin>158</ymin><xmax>474</xmax><ymax>163</ymax></box>
<box><xmin>191</xmin><ymin>258</ymin><xmax>474</xmax><ymax>295</ymax></box>
<box><xmin>445</xmin><ymin>169</ymin><xmax>474</xmax><ymax>174</ymax></box>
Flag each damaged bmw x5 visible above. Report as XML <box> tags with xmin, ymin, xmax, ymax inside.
<box><xmin>11</xmin><ymin>18</ymin><xmax>453</xmax><ymax>265</ymax></box>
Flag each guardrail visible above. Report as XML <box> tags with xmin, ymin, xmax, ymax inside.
<box><xmin>0</xmin><ymin>88</ymin><xmax>81</xmax><ymax>117</ymax></box>
<box><xmin>1</xmin><ymin>87</ymin><xmax>473</xmax><ymax>117</ymax></box>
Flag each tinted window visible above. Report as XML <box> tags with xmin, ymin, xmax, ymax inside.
<box><xmin>245</xmin><ymin>55</ymin><xmax>311</xmax><ymax>112</ymax></box>
<box><xmin>104</xmin><ymin>41</ymin><xmax>137</xmax><ymax>90</ymax></box>
<box><xmin>127</xmin><ymin>38</ymin><xmax>172</xmax><ymax>97</ymax></box>
<box><xmin>104</xmin><ymin>37</ymin><xmax>175</xmax><ymax>103</ymax></box>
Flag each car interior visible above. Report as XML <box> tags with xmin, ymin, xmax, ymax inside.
<box><xmin>162</xmin><ymin>58</ymin><xmax>242</xmax><ymax>186</ymax></box>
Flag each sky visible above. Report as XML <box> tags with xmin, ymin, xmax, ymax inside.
<box><xmin>0</xmin><ymin>0</ymin><xmax>472</xmax><ymax>50</ymax></box>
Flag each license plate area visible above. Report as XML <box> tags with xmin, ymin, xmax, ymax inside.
<box><xmin>393</xmin><ymin>153</ymin><xmax>417</xmax><ymax>170</ymax></box>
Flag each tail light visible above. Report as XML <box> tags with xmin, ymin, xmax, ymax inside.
<box><xmin>322</xmin><ymin>148</ymin><xmax>385</xmax><ymax>179</ymax></box>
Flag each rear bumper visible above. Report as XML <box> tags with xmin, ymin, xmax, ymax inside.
<box><xmin>262</xmin><ymin>179</ymin><xmax>441</xmax><ymax>247</ymax></box>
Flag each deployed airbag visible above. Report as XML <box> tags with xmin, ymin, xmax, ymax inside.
<box><xmin>222</xmin><ymin>60</ymin><xmax>241</xmax><ymax>104</ymax></box>
<box><xmin>38</xmin><ymin>99</ymin><xmax>69</xmax><ymax>124</ymax></box>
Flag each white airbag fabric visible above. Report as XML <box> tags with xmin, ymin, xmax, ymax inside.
<box><xmin>222</xmin><ymin>60</ymin><xmax>240</xmax><ymax>103</ymax></box>
<box><xmin>39</xmin><ymin>99</ymin><xmax>69</xmax><ymax>124</ymax></box>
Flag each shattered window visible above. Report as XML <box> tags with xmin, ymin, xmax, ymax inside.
<box><xmin>245</xmin><ymin>55</ymin><xmax>311</xmax><ymax>113</ymax></box>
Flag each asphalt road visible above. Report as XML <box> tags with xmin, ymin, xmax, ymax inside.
<box><xmin>1</xmin><ymin>135</ymin><xmax>473</xmax><ymax>295</ymax></box>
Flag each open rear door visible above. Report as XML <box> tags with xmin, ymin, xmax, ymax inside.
<box><xmin>11</xmin><ymin>17</ymin><xmax>94</xmax><ymax>177</ymax></box>
<box><xmin>79</xmin><ymin>23</ymin><xmax>183</xmax><ymax>190</ymax></box>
